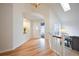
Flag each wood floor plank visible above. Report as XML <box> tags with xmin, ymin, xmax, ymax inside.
<box><xmin>0</xmin><ymin>38</ymin><xmax>57</xmax><ymax>56</ymax></box>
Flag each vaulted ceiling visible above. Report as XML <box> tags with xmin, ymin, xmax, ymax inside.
<box><xmin>24</xmin><ymin>3</ymin><xmax>79</xmax><ymax>36</ymax></box>
<box><xmin>53</xmin><ymin>3</ymin><xmax>79</xmax><ymax>36</ymax></box>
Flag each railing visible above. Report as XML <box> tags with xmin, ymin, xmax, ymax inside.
<box><xmin>47</xmin><ymin>33</ymin><xmax>65</xmax><ymax>56</ymax></box>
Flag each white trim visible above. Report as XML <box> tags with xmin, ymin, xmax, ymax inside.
<box><xmin>50</xmin><ymin>48</ymin><xmax>61</xmax><ymax>56</ymax></box>
<box><xmin>0</xmin><ymin>48</ymin><xmax>14</xmax><ymax>53</ymax></box>
<box><xmin>0</xmin><ymin>37</ymin><xmax>30</xmax><ymax>54</ymax></box>
<box><xmin>12</xmin><ymin>40</ymin><xmax>26</xmax><ymax>50</ymax></box>
<box><xmin>49</xmin><ymin>39</ymin><xmax>52</xmax><ymax>49</ymax></box>
<box><xmin>13</xmin><ymin>36</ymin><xmax>30</xmax><ymax>49</ymax></box>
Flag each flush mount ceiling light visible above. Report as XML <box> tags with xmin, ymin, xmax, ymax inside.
<box><xmin>32</xmin><ymin>3</ymin><xmax>40</xmax><ymax>8</ymax></box>
<box><xmin>60</xmin><ymin>3</ymin><xmax>71</xmax><ymax>12</ymax></box>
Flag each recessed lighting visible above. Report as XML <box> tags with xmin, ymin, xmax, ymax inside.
<box><xmin>60</xmin><ymin>3</ymin><xmax>71</xmax><ymax>12</ymax></box>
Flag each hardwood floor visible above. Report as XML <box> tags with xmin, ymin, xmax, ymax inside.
<box><xmin>0</xmin><ymin>38</ymin><xmax>57</xmax><ymax>56</ymax></box>
<box><xmin>64</xmin><ymin>47</ymin><xmax>79</xmax><ymax>56</ymax></box>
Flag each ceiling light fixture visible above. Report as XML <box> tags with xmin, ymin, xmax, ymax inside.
<box><xmin>60</xmin><ymin>3</ymin><xmax>71</xmax><ymax>12</ymax></box>
<box><xmin>32</xmin><ymin>3</ymin><xmax>40</xmax><ymax>8</ymax></box>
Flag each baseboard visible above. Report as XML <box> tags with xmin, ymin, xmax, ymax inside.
<box><xmin>0</xmin><ymin>37</ymin><xmax>30</xmax><ymax>54</ymax></box>
<box><xmin>13</xmin><ymin>37</ymin><xmax>30</xmax><ymax>50</ymax></box>
<box><xmin>0</xmin><ymin>48</ymin><xmax>14</xmax><ymax>54</ymax></box>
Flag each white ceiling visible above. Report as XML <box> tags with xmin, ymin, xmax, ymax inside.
<box><xmin>24</xmin><ymin>3</ymin><xmax>50</xmax><ymax>21</ymax></box>
<box><xmin>24</xmin><ymin>3</ymin><xmax>79</xmax><ymax>36</ymax></box>
<box><xmin>52</xmin><ymin>3</ymin><xmax>79</xmax><ymax>36</ymax></box>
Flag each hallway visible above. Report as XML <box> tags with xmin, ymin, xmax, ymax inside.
<box><xmin>0</xmin><ymin>3</ymin><xmax>79</xmax><ymax>56</ymax></box>
<box><xmin>0</xmin><ymin>38</ymin><xmax>57</xmax><ymax>56</ymax></box>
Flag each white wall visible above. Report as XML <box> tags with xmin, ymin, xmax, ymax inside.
<box><xmin>48</xmin><ymin>7</ymin><xmax>63</xmax><ymax>55</ymax></box>
<box><xmin>13</xmin><ymin>4</ymin><xmax>30</xmax><ymax>49</ymax></box>
<box><xmin>55</xmin><ymin>3</ymin><xmax>79</xmax><ymax>36</ymax></box>
<box><xmin>0</xmin><ymin>3</ymin><xmax>31</xmax><ymax>51</ymax></box>
<box><xmin>48</xmin><ymin>8</ymin><xmax>61</xmax><ymax>34</ymax></box>
<box><xmin>32</xmin><ymin>20</ymin><xmax>41</xmax><ymax>38</ymax></box>
<box><xmin>0</xmin><ymin>4</ymin><xmax>13</xmax><ymax>51</ymax></box>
